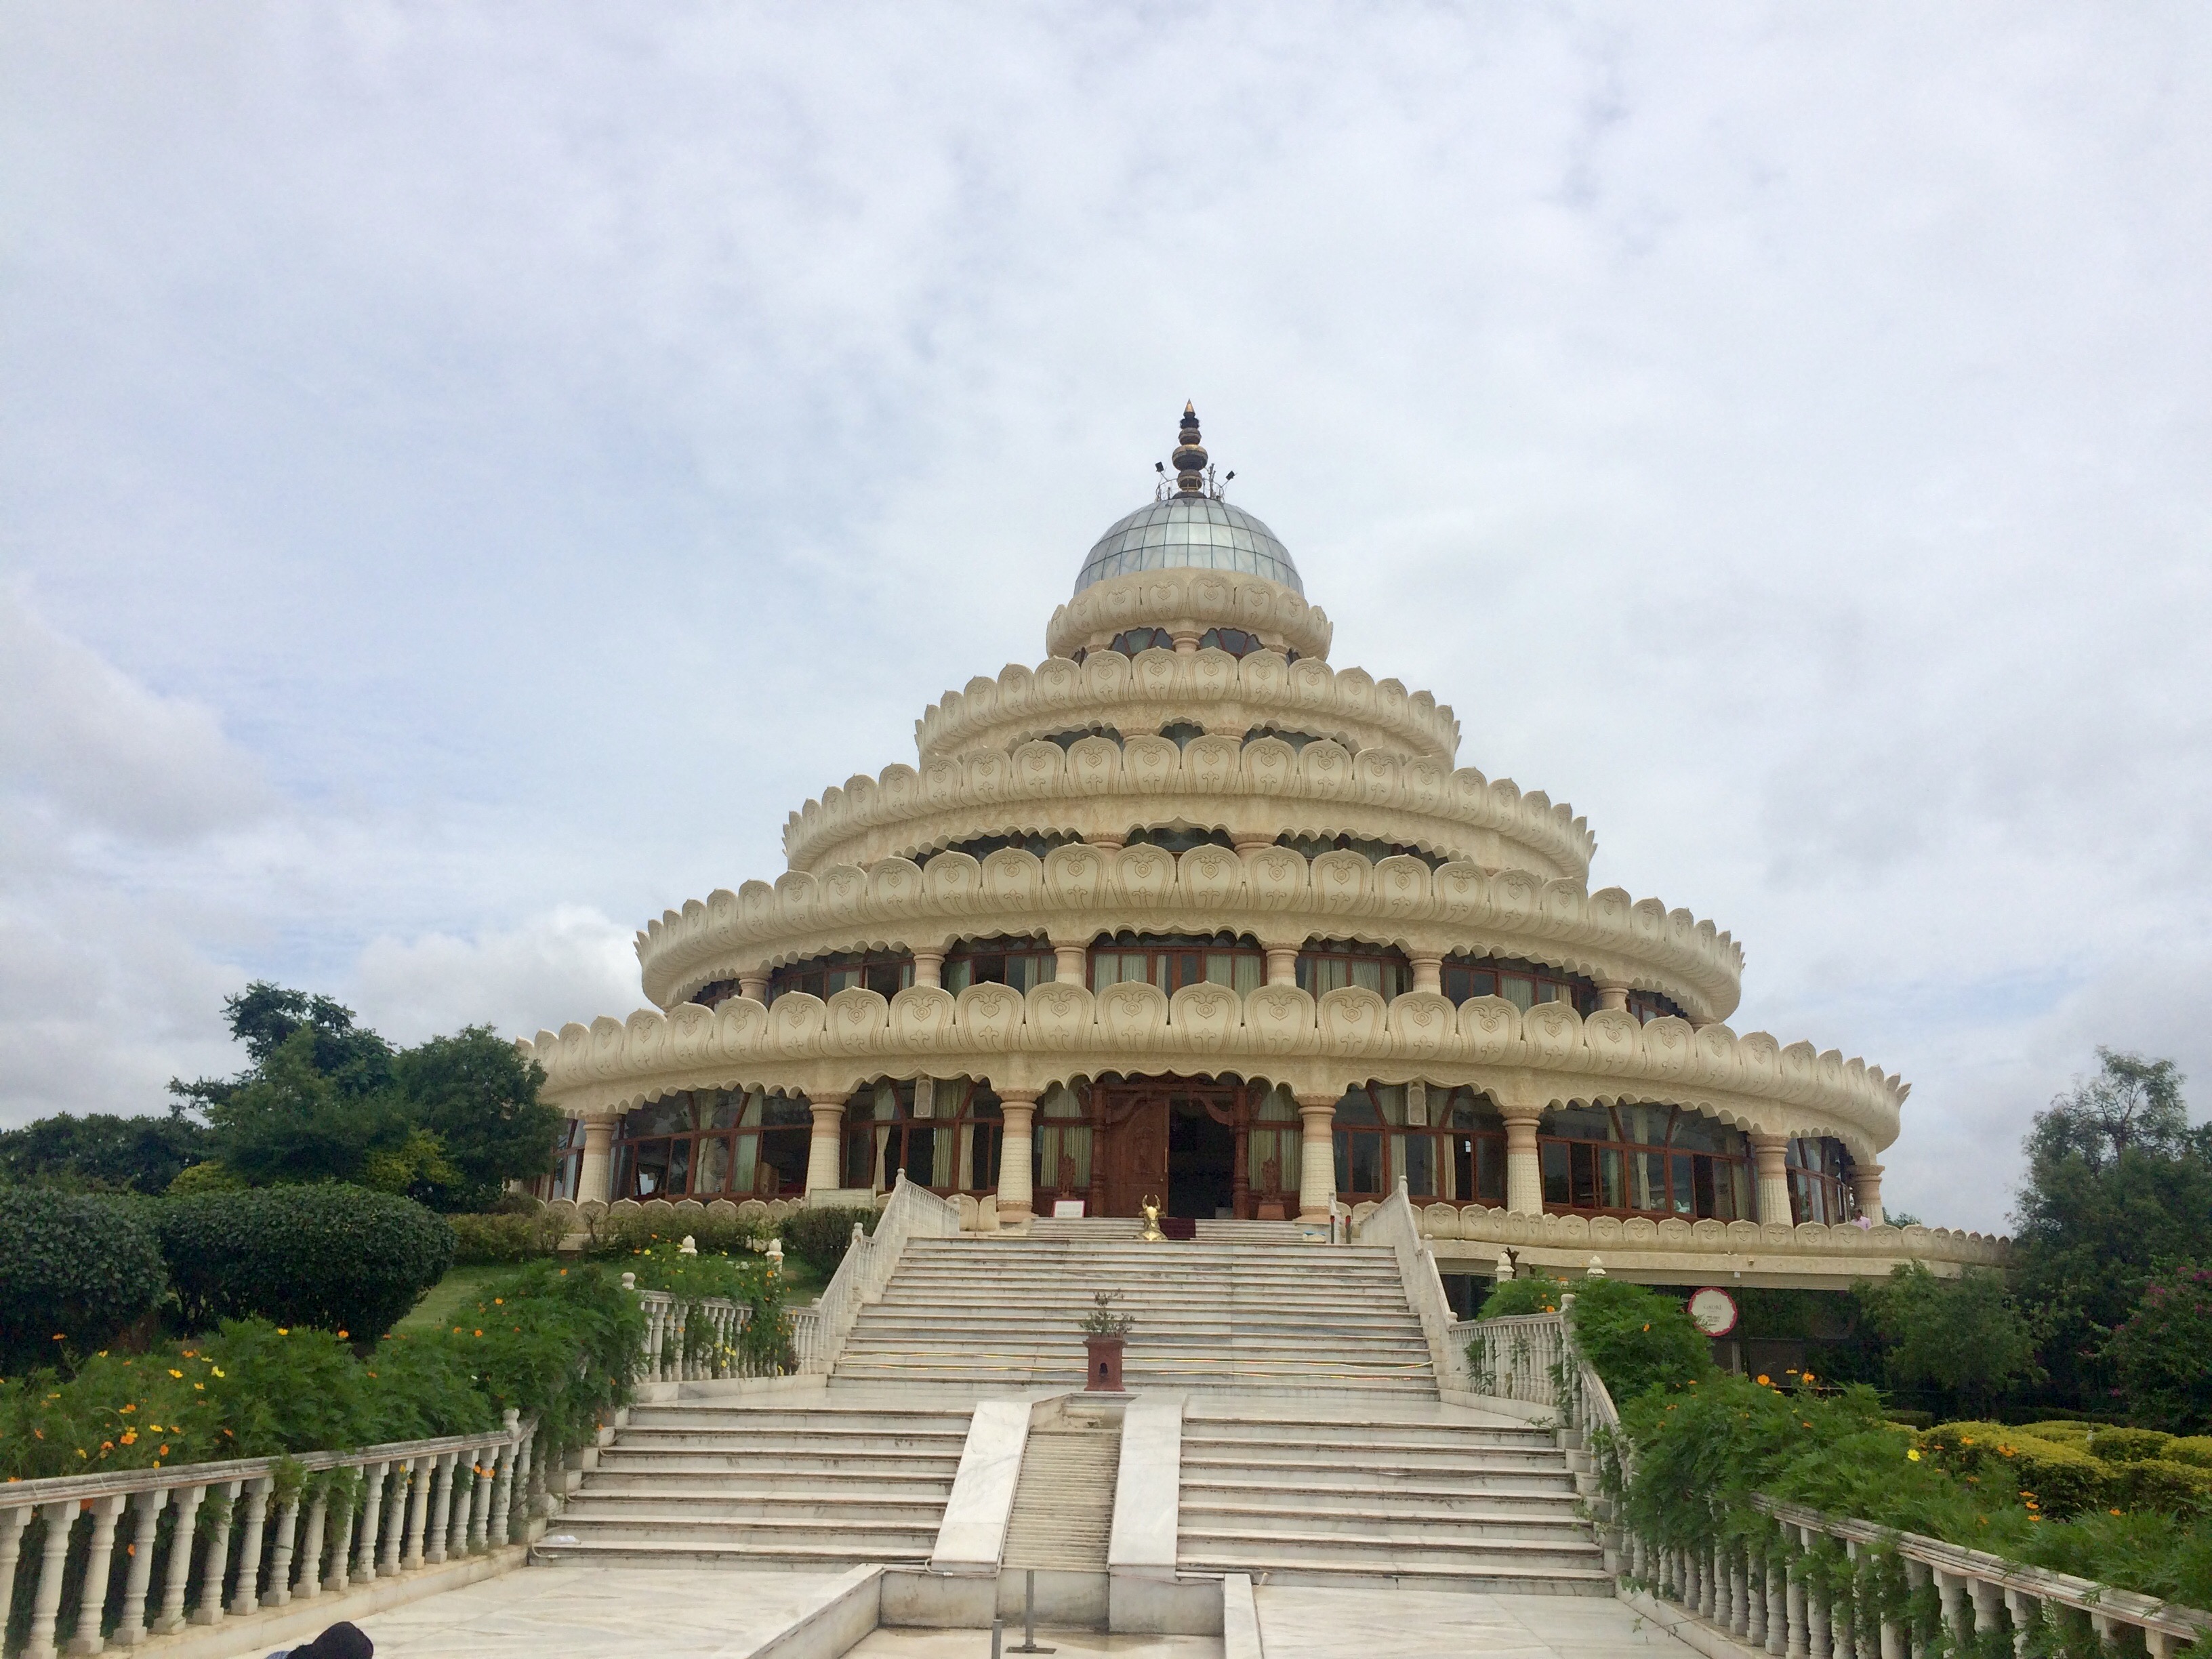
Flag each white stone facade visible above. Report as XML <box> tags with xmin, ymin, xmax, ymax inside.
<box><xmin>523</xmin><ymin>413</ymin><xmax>2004</xmax><ymax>1284</ymax></box>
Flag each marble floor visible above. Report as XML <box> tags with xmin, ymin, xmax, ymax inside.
<box><xmin>260</xmin><ymin>1567</ymin><xmax>853</xmax><ymax>1658</ymax></box>
<box><xmin>225</xmin><ymin>1570</ymin><xmax>1697</xmax><ymax>1659</ymax></box>
<box><xmin>1255</xmin><ymin>1586</ymin><xmax>1701</xmax><ymax>1659</ymax></box>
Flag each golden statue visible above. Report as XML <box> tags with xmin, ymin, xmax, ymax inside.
<box><xmin>1139</xmin><ymin>1194</ymin><xmax>1166</xmax><ymax>1242</ymax></box>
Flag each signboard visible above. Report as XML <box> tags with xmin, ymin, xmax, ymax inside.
<box><xmin>1052</xmin><ymin>1199</ymin><xmax>1086</xmax><ymax>1218</ymax></box>
<box><xmin>1687</xmin><ymin>1286</ymin><xmax>1739</xmax><ymax>1337</ymax></box>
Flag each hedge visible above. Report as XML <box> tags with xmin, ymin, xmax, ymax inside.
<box><xmin>1923</xmin><ymin>1420</ymin><xmax>2212</xmax><ymax>1520</ymax></box>
<box><xmin>159</xmin><ymin>1185</ymin><xmax>454</xmax><ymax>1340</ymax></box>
<box><xmin>448</xmin><ymin>1209</ymin><xmax>563</xmax><ymax>1265</ymax></box>
<box><xmin>779</xmin><ymin>1206</ymin><xmax>878</xmax><ymax>1277</ymax></box>
<box><xmin>0</xmin><ymin>1189</ymin><xmax>167</xmax><ymax>1372</ymax></box>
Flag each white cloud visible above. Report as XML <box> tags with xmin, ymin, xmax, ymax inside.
<box><xmin>2</xmin><ymin>3</ymin><xmax>2208</xmax><ymax>1230</ymax></box>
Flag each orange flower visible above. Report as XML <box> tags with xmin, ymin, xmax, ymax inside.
<box><xmin>337</xmin><ymin>1331</ymin><xmax>348</xmax><ymax>1339</ymax></box>
<box><xmin>1757</xmin><ymin>1374</ymin><xmax>1771</xmax><ymax>1386</ymax></box>
<box><xmin>2110</xmin><ymin>1508</ymin><xmax>2124</xmax><ymax>1517</ymax></box>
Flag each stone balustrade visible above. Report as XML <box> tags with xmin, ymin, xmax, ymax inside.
<box><xmin>0</xmin><ymin>1414</ymin><xmax>539</xmax><ymax>1659</ymax></box>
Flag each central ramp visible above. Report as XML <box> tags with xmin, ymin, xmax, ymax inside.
<box><xmin>831</xmin><ymin>1221</ymin><xmax>1437</xmax><ymax>1395</ymax></box>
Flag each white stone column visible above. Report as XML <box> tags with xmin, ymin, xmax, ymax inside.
<box><xmin>805</xmin><ymin>1092</ymin><xmax>848</xmax><ymax>1196</ymax></box>
<box><xmin>1598</xmin><ymin>983</ymin><xmax>1631</xmax><ymax>1012</ymax></box>
<box><xmin>1052</xmin><ymin>937</ymin><xmax>1089</xmax><ymax>986</ymax></box>
<box><xmin>1410</xmin><ymin>956</ymin><xmax>1442</xmax><ymax>996</ymax></box>
<box><xmin>1849</xmin><ymin>1162</ymin><xmax>1885</xmax><ymax>1225</ymax></box>
<box><xmin>1502</xmin><ymin>1107</ymin><xmax>1545</xmax><ymax>1216</ymax></box>
<box><xmin>1751</xmin><ymin>1132</ymin><xmax>1794</xmax><ymax>1225</ymax></box>
<box><xmin>912</xmin><ymin>949</ymin><xmax>945</xmax><ymax>989</ymax></box>
<box><xmin>996</xmin><ymin>1088</ymin><xmax>1039</xmax><ymax>1223</ymax></box>
<box><xmin>1264</xmin><ymin>945</ymin><xmax>1300</xmax><ymax>987</ymax></box>
<box><xmin>738</xmin><ymin>970</ymin><xmax>769</xmax><ymax>1002</ymax></box>
<box><xmin>1295</xmin><ymin>1092</ymin><xmax>1338</xmax><ymax>1223</ymax></box>
<box><xmin>1170</xmin><ymin>628</ymin><xmax>1202</xmax><ymax>654</ymax></box>
<box><xmin>577</xmin><ymin>1115</ymin><xmax>616</xmax><ymax>1205</ymax></box>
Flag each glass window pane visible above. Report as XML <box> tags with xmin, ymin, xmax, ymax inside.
<box><xmin>1402</xmin><ymin>1133</ymin><xmax>1435</xmax><ymax>1197</ymax></box>
<box><xmin>1476</xmin><ymin>1137</ymin><xmax>1507</xmax><ymax>1205</ymax></box>
<box><xmin>695</xmin><ymin>1136</ymin><xmax>731</xmax><ymax>1195</ymax></box>
<box><xmin>665</xmin><ymin>1139</ymin><xmax>691</xmax><ymax>1196</ymax></box>
<box><xmin>1502</xmin><ymin>977</ymin><xmax>1535</xmax><ymax>1011</ymax></box>
<box><xmin>1599</xmin><ymin>1147</ymin><xmax>1624</xmax><ymax>1210</ymax></box>
<box><xmin>945</xmin><ymin>959</ymin><xmax>972</xmax><ymax>993</ymax></box>
<box><xmin>1540</xmin><ymin>1141</ymin><xmax>1570</xmax><ymax>1205</ymax></box>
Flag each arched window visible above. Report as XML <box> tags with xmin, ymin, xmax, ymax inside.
<box><xmin>1090</xmin><ymin>931</ymin><xmax>1264</xmax><ymax>995</ymax></box>
<box><xmin>1197</xmin><ymin>627</ymin><xmax>1267</xmax><ymax>657</ymax></box>
<box><xmin>1417</xmin><ymin>1086</ymin><xmax>1508</xmax><ymax>1205</ymax></box>
<box><xmin>533</xmin><ymin>1118</ymin><xmax>584</xmax><ymax>1201</ymax></box>
<box><xmin>1245</xmin><ymin>1086</ymin><xmax>1300</xmax><ymax>1216</ymax></box>
<box><xmin>1536</xmin><ymin>1103</ymin><xmax>1752</xmax><ymax>1221</ymax></box>
<box><xmin>1440</xmin><ymin>955</ymin><xmax>1599</xmax><ymax>1014</ymax></box>
<box><xmin>1110</xmin><ymin>628</ymin><xmax>1174</xmax><ymax>655</ymax></box>
<box><xmin>1786</xmin><ymin>1137</ymin><xmax>1858</xmax><ymax>1224</ymax></box>
<box><xmin>613</xmin><ymin>1089</ymin><xmax>811</xmax><ymax>1200</ymax></box>
<box><xmin>769</xmin><ymin>949</ymin><xmax>914</xmax><ymax>1003</ymax></box>
<box><xmin>1298</xmin><ymin>939</ymin><xmax>1412</xmax><ymax>1001</ymax></box>
<box><xmin>945</xmin><ymin>935</ymin><xmax>1057</xmax><ymax>994</ymax></box>
<box><xmin>841</xmin><ymin>1077</ymin><xmax>1004</xmax><ymax>1196</ymax></box>
<box><xmin>1031</xmin><ymin>1083</ymin><xmax>1094</xmax><ymax>1208</ymax></box>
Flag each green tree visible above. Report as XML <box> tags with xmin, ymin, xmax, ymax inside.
<box><xmin>169</xmin><ymin>981</ymin><xmax>393</xmax><ymax>1113</ymax></box>
<box><xmin>204</xmin><ymin>1025</ymin><xmax>417</xmax><ymax>1187</ymax></box>
<box><xmin>2011</xmin><ymin>1050</ymin><xmax>2212</xmax><ymax>1410</ymax></box>
<box><xmin>1861</xmin><ymin>1262</ymin><xmax>2040</xmax><ymax>1419</ymax></box>
<box><xmin>0</xmin><ymin>1111</ymin><xmax>211</xmax><ymax>1193</ymax></box>
<box><xmin>394</xmin><ymin>1026</ymin><xmax>560</xmax><ymax>1211</ymax></box>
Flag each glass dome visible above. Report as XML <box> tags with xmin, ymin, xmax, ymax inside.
<box><xmin>1073</xmin><ymin>497</ymin><xmax>1303</xmax><ymax>597</ymax></box>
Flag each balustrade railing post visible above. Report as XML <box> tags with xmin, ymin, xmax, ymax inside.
<box><xmin>2003</xmin><ymin>1590</ymin><xmax>2039</xmax><ymax>1659</ymax></box>
<box><xmin>377</xmin><ymin>1463</ymin><xmax>409</xmax><ymax>1578</ymax></box>
<box><xmin>296</xmin><ymin>1479</ymin><xmax>329</xmax><ymax>1600</ymax></box>
<box><xmin>1809</xmin><ymin>1575</ymin><xmax>1832</xmax><ymax>1659</ymax></box>
<box><xmin>1901</xmin><ymin>1558</ymin><xmax>1930</xmax><ymax>1659</ymax></box>
<box><xmin>325</xmin><ymin>1474</ymin><xmax>358</xmax><ymax>1595</ymax></box>
<box><xmin>266</xmin><ymin>1485</ymin><xmax>301</xmax><ymax>1607</ymax></box>
<box><xmin>401</xmin><ymin>1456</ymin><xmax>434</xmax><ymax>1570</ymax></box>
<box><xmin>465</xmin><ymin>1448</ymin><xmax>493</xmax><ymax>1553</ymax></box>
<box><xmin>1968</xmin><ymin>1580</ymin><xmax>2003</xmax><ymax>1640</ymax></box>
<box><xmin>1831</xmin><ymin>1570</ymin><xmax>1853</xmax><ymax>1659</ymax></box>
<box><xmin>0</xmin><ymin>1504</ymin><xmax>35</xmax><ymax>1641</ymax></box>
<box><xmin>1747</xmin><ymin>1553</ymin><xmax>1769</xmax><ymax>1646</ymax></box>
<box><xmin>1766</xmin><ymin>1557</ymin><xmax>1788</xmax><ymax>1657</ymax></box>
<box><xmin>190</xmin><ymin>1480</ymin><xmax>241</xmax><ymax>1626</ymax></box>
<box><xmin>1701</xmin><ymin>1545</ymin><xmax>1719</xmax><ymax>1620</ymax></box>
<box><xmin>1935</xmin><ymin>1570</ymin><xmax>1970</xmax><ymax>1649</ymax></box>
<box><xmin>227</xmin><ymin>1475</ymin><xmax>272</xmax><ymax>1616</ymax></box>
<box><xmin>424</xmin><ymin>1452</ymin><xmax>456</xmax><ymax>1564</ymax></box>
<box><xmin>110</xmin><ymin>1488</ymin><xmax>168</xmax><ymax>1645</ymax></box>
<box><xmin>355</xmin><ymin>1461</ymin><xmax>390</xmax><ymax>1582</ymax></box>
<box><xmin>150</xmin><ymin>1484</ymin><xmax>206</xmax><ymax>1635</ymax></box>
<box><xmin>1786</xmin><ymin>1560</ymin><xmax>1809</xmax><ymax>1659</ymax></box>
<box><xmin>1732</xmin><ymin>1555</ymin><xmax>1751</xmax><ymax>1637</ymax></box>
<box><xmin>24</xmin><ymin>1500</ymin><xmax>80</xmax><ymax>1659</ymax></box>
<box><xmin>66</xmin><ymin>1490</ymin><xmax>129</xmax><ymax>1654</ymax></box>
<box><xmin>491</xmin><ymin>1413</ymin><xmax>520</xmax><ymax>1544</ymax></box>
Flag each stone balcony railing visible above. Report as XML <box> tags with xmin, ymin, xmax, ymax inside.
<box><xmin>0</xmin><ymin>1415</ymin><xmax>541</xmax><ymax>1659</ymax></box>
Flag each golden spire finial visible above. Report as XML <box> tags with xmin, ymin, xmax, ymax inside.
<box><xmin>1170</xmin><ymin>403</ymin><xmax>1208</xmax><ymax>495</ymax></box>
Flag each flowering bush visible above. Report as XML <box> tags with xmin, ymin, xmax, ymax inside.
<box><xmin>2110</xmin><ymin>1265</ymin><xmax>2212</xmax><ymax>1435</ymax></box>
<box><xmin>0</xmin><ymin>1262</ymin><xmax>642</xmax><ymax>1479</ymax></box>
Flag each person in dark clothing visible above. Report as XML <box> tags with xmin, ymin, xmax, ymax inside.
<box><xmin>268</xmin><ymin>1621</ymin><xmax>373</xmax><ymax>1658</ymax></box>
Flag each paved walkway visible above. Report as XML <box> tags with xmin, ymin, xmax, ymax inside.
<box><xmin>228</xmin><ymin>1568</ymin><xmax>1700</xmax><ymax>1659</ymax></box>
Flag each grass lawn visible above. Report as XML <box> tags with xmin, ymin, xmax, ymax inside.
<box><xmin>398</xmin><ymin>1252</ymin><xmax>835</xmax><ymax>1335</ymax></box>
<box><xmin>397</xmin><ymin>1264</ymin><xmax>516</xmax><ymax>1332</ymax></box>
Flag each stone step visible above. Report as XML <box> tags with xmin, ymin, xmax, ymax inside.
<box><xmin>579</xmin><ymin>1467</ymin><xmax>956</xmax><ymax>1496</ymax></box>
<box><xmin>1181</xmin><ymin>1419</ymin><xmax>1549</xmax><ymax>1447</ymax></box>
<box><xmin>1180</xmin><ymin>1431</ymin><xmax>1559</xmax><ymax>1462</ymax></box>
<box><xmin>605</xmin><ymin>1426</ymin><xmax>968</xmax><ymax>1454</ymax></box>
<box><xmin>1181</xmin><ymin>1476</ymin><xmax>1580</xmax><ymax>1513</ymax></box>
<box><xmin>1181</xmin><ymin>1452</ymin><xmax>1570</xmax><ymax>1485</ymax></box>
<box><xmin>1175</xmin><ymin>1524</ymin><xmax>1603</xmax><ymax>1570</ymax></box>
<box><xmin>595</xmin><ymin>1448</ymin><xmax>968</xmax><ymax>1477</ymax></box>
<box><xmin>563</xmin><ymin>1490</ymin><xmax>949</xmax><ymax>1521</ymax></box>
<box><xmin>1172</xmin><ymin>1553</ymin><xmax>1615</xmax><ymax>1595</ymax></box>
<box><xmin>1179</xmin><ymin>1497</ymin><xmax>1591</xmax><ymax>1536</ymax></box>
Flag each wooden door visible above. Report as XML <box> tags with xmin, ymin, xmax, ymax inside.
<box><xmin>1103</xmin><ymin>1097</ymin><xmax>1170</xmax><ymax>1217</ymax></box>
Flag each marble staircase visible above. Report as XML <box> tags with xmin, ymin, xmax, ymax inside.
<box><xmin>1176</xmin><ymin>1400</ymin><xmax>1610</xmax><ymax>1593</ymax></box>
<box><xmin>831</xmin><ymin>1223</ymin><xmax>1436</xmax><ymax>1395</ymax></box>
<box><xmin>534</xmin><ymin>1395</ymin><xmax>970</xmax><ymax>1567</ymax></box>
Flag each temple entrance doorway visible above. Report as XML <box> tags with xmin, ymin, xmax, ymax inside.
<box><xmin>1090</xmin><ymin>1076</ymin><xmax>1265</xmax><ymax>1218</ymax></box>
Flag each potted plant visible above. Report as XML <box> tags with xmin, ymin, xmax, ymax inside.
<box><xmin>1080</xmin><ymin>1290</ymin><xmax>1135</xmax><ymax>1391</ymax></box>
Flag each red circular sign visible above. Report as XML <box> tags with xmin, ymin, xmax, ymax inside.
<box><xmin>1687</xmin><ymin>1286</ymin><xmax>1739</xmax><ymax>1336</ymax></box>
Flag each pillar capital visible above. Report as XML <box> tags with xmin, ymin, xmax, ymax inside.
<box><xmin>1409</xmin><ymin>956</ymin><xmax>1443</xmax><ymax>996</ymax></box>
<box><xmin>1231</xmin><ymin>833</ymin><xmax>1277</xmax><ymax>853</ymax></box>
<box><xmin>1849</xmin><ymin>1162</ymin><xmax>1885</xmax><ymax>1225</ymax></box>
<box><xmin>1597</xmin><ymin>983</ymin><xmax>1631</xmax><ymax>1013</ymax></box>
<box><xmin>910</xmin><ymin>949</ymin><xmax>945</xmax><ymax>989</ymax></box>
<box><xmin>737</xmin><ymin>970</ymin><xmax>769</xmax><ymax>1002</ymax></box>
<box><xmin>1170</xmin><ymin>628</ymin><xmax>1202</xmax><ymax>654</ymax></box>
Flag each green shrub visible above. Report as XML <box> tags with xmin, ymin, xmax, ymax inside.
<box><xmin>1886</xmin><ymin>1410</ymin><xmax>1936</xmax><ymax>1430</ymax></box>
<box><xmin>2168</xmin><ymin>1436</ymin><xmax>2212</xmax><ymax>1469</ymax></box>
<box><xmin>2109</xmin><ymin>1458</ymin><xmax>2212</xmax><ymax>1519</ymax></box>
<box><xmin>431</xmin><ymin>1261</ymin><xmax>642</xmax><ymax>1456</ymax></box>
<box><xmin>1477</xmin><ymin>1273</ymin><xmax>1565</xmax><ymax>1318</ymax></box>
<box><xmin>1565</xmin><ymin>1278</ymin><xmax>1715</xmax><ymax>1402</ymax></box>
<box><xmin>448</xmin><ymin>1209</ymin><xmax>562</xmax><ymax>1265</ymax></box>
<box><xmin>2020</xmin><ymin>1418</ymin><xmax>2095</xmax><ymax>1441</ymax></box>
<box><xmin>196</xmin><ymin>1320</ymin><xmax>381</xmax><ymax>1456</ymax></box>
<box><xmin>587</xmin><ymin>1212</ymin><xmax>771</xmax><ymax>1260</ymax></box>
<box><xmin>0</xmin><ymin>1189</ymin><xmax>167</xmax><ymax>1372</ymax></box>
<box><xmin>159</xmin><ymin>1185</ymin><xmax>454</xmax><ymax>1340</ymax></box>
<box><xmin>779</xmin><ymin>1206</ymin><xmax>878</xmax><ymax>1277</ymax></box>
<box><xmin>1924</xmin><ymin>1420</ymin><xmax>2110</xmax><ymax>1517</ymax></box>
<box><xmin>2089</xmin><ymin>1426</ymin><xmax>2175</xmax><ymax>1462</ymax></box>
<box><xmin>167</xmin><ymin>1160</ymin><xmax>249</xmax><ymax>1193</ymax></box>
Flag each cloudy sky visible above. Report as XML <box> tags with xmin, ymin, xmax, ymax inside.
<box><xmin>5</xmin><ymin>4</ymin><xmax>2208</xmax><ymax>1231</ymax></box>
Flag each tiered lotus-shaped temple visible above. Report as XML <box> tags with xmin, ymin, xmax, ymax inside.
<box><xmin>525</xmin><ymin>406</ymin><xmax>2001</xmax><ymax>1288</ymax></box>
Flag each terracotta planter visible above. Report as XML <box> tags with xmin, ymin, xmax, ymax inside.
<box><xmin>1084</xmin><ymin>1334</ymin><xmax>1126</xmax><ymax>1392</ymax></box>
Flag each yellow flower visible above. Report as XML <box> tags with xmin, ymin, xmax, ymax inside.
<box><xmin>209</xmin><ymin>1367</ymin><xmax>224</xmax><ymax>1378</ymax></box>
<box><xmin>192</xmin><ymin>1383</ymin><xmax>204</xmax><ymax>1391</ymax></box>
<box><xmin>168</xmin><ymin>1370</ymin><xmax>184</xmax><ymax>1378</ymax></box>
<box><xmin>276</xmin><ymin>1328</ymin><xmax>289</xmax><ymax>1336</ymax></box>
<box><xmin>1907</xmin><ymin>1449</ymin><xmax>1921</xmax><ymax>1461</ymax></box>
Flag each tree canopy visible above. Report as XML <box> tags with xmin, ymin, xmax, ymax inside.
<box><xmin>2010</xmin><ymin>1048</ymin><xmax>2212</xmax><ymax>1413</ymax></box>
<box><xmin>0</xmin><ymin>1111</ymin><xmax>212</xmax><ymax>1194</ymax></box>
